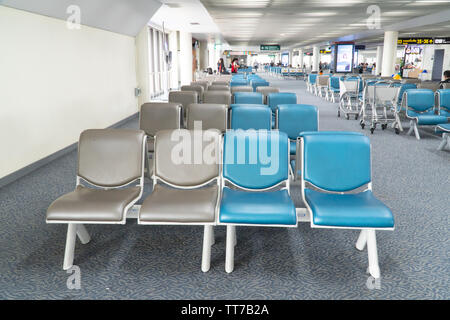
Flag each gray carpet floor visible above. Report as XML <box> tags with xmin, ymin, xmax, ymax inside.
<box><xmin>0</xmin><ymin>74</ymin><xmax>449</xmax><ymax>300</ymax></box>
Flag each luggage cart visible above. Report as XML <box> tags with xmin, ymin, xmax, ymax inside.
<box><xmin>338</xmin><ymin>78</ymin><xmax>361</xmax><ymax>119</ymax></box>
<box><xmin>360</xmin><ymin>82</ymin><xmax>399</xmax><ymax>134</ymax></box>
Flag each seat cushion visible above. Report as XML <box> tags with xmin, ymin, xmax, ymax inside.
<box><xmin>47</xmin><ymin>186</ymin><xmax>141</xmax><ymax>222</ymax></box>
<box><xmin>304</xmin><ymin>189</ymin><xmax>394</xmax><ymax>228</ymax></box>
<box><xmin>436</xmin><ymin>123</ymin><xmax>450</xmax><ymax>132</ymax></box>
<box><xmin>219</xmin><ymin>188</ymin><xmax>296</xmax><ymax>225</ymax></box>
<box><xmin>139</xmin><ymin>184</ymin><xmax>218</xmax><ymax>223</ymax></box>
<box><xmin>415</xmin><ymin>115</ymin><xmax>448</xmax><ymax>125</ymax></box>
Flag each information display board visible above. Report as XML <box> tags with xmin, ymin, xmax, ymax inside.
<box><xmin>335</xmin><ymin>44</ymin><xmax>354</xmax><ymax>73</ymax></box>
<box><xmin>281</xmin><ymin>52</ymin><xmax>289</xmax><ymax>66</ymax></box>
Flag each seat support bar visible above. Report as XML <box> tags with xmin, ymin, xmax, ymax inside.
<box><xmin>225</xmin><ymin>225</ymin><xmax>236</xmax><ymax>273</ymax></box>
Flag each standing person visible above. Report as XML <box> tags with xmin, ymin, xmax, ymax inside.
<box><xmin>217</xmin><ymin>58</ymin><xmax>225</xmax><ymax>74</ymax></box>
<box><xmin>231</xmin><ymin>58</ymin><xmax>240</xmax><ymax>74</ymax></box>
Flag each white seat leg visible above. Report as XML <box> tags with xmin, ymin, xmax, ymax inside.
<box><xmin>225</xmin><ymin>225</ymin><xmax>236</xmax><ymax>273</ymax></box>
<box><xmin>201</xmin><ymin>225</ymin><xmax>213</xmax><ymax>272</ymax></box>
<box><xmin>76</xmin><ymin>224</ymin><xmax>91</xmax><ymax>244</ymax></box>
<box><xmin>366</xmin><ymin>229</ymin><xmax>381</xmax><ymax>279</ymax></box>
<box><xmin>437</xmin><ymin>133</ymin><xmax>449</xmax><ymax>150</ymax></box>
<box><xmin>356</xmin><ymin>229</ymin><xmax>367</xmax><ymax>251</ymax></box>
<box><xmin>413</xmin><ymin>121</ymin><xmax>421</xmax><ymax>140</ymax></box>
<box><xmin>63</xmin><ymin>223</ymin><xmax>77</xmax><ymax>270</ymax></box>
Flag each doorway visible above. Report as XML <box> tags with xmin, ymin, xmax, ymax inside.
<box><xmin>432</xmin><ymin>49</ymin><xmax>445</xmax><ymax>81</ymax></box>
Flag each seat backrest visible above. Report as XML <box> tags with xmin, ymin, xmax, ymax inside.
<box><xmin>212</xmin><ymin>81</ymin><xmax>229</xmax><ymax>86</ymax></box>
<box><xmin>140</xmin><ymin>103</ymin><xmax>182</xmax><ymax>136</ymax></box>
<box><xmin>209</xmin><ymin>85</ymin><xmax>230</xmax><ymax>91</ymax></box>
<box><xmin>203</xmin><ymin>91</ymin><xmax>232</xmax><ymax>105</ymax></box>
<box><xmin>154</xmin><ymin>129</ymin><xmax>220</xmax><ymax>187</ymax></box>
<box><xmin>301</xmin><ymin>132</ymin><xmax>371</xmax><ymax>192</ymax></box>
<box><xmin>234</xmin><ymin>92</ymin><xmax>263</xmax><ymax>104</ymax></box>
<box><xmin>181</xmin><ymin>85</ymin><xmax>204</xmax><ymax>100</ymax></box>
<box><xmin>417</xmin><ymin>81</ymin><xmax>441</xmax><ymax>92</ymax></box>
<box><xmin>187</xmin><ymin>103</ymin><xmax>228</xmax><ymax>132</ymax></box>
<box><xmin>308</xmin><ymin>74</ymin><xmax>317</xmax><ymax>84</ymax></box>
<box><xmin>405</xmin><ymin>89</ymin><xmax>435</xmax><ymax>112</ymax></box>
<box><xmin>257</xmin><ymin>87</ymin><xmax>280</xmax><ymax>104</ymax></box>
<box><xmin>395</xmin><ymin>83</ymin><xmax>417</xmax><ymax>104</ymax></box>
<box><xmin>168</xmin><ymin>91</ymin><xmax>199</xmax><ymax>108</ymax></box>
<box><xmin>230</xmin><ymin>80</ymin><xmax>248</xmax><ymax>87</ymax></box>
<box><xmin>329</xmin><ymin>76</ymin><xmax>340</xmax><ymax>89</ymax></box>
<box><xmin>317</xmin><ymin>75</ymin><xmax>329</xmax><ymax>86</ymax></box>
<box><xmin>437</xmin><ymin>89</ymin><xmax>450</xmax><ymax>115</ymax></box>
<box><xmin>277</xmin><ymin>105</ymin><xmax>318</xmax><ymax>139</ymax></box>
<box><xmin>267</xmin><ymin>92</ymin><xmax>297</xmax><ymax>112</ymax></box>
<box><xmin>231</xmin><ymin>86</ymin><xmax>253</xmax><ymax>94</ymax></box>
<box><xmin>191</xmin><ymin>81</ymin><xmax>208</xmax><ymax>91</ymax></box>
<box><xmin>78</xmin><ymin>129</ymin><xmax>145</xmax><ymax>187</ymax></box>
<box><xmin>231</xmin><ymin>105</ymin><xmax>271</xmax><ymax>130</ymax></box>
<box><xmin>223</xmin><ymin>130</ymin><xmax>289</xmax><ymax>190</ymax></box>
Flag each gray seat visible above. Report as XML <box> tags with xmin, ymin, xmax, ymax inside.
<box><xmin>46</xmin><ymin>129</ymin><xmax>146</xmax><ymax>270</ymax></box>
<box><xmin>140</xmin><ymin>103</ymin><xmax>182</xmax><ymax>152</ymax></box>
<box><xmin>212</xmin><ymin>81</ymin><xmax>229</xmax><ymax>86</ymax></box>
<box><xmin>169</xmin><ymin>91</ymin><xmax>199</xmax><ymax>125</ymax></box>
<box><xmin>47</xmin><ymin>186</ymin><xmax>141</xmax><ymax>222</ymax></box>
<box><xmin>256</xmin><ymin>87</ymin><xmax>280</xmax><ymax>104</ymax></box>
<box><xmin>139</xmin><ymin>184</ymin><xmax>217</xmax><ymax>223</ymax></box>
<box><xmin>231</xmin><ymin>86</ymin><xmax>253</xmax><ymax>94</ymax></box>
<box><xmin>191</xmin><ymin>81</ymin><xmax>209</xmax><ymax>92</ymax></box>
<box><xmin>138</xmin><ymin>129</ymin><xmax>221</xmax><ymax>272</ymax></box>
<box><xmin>187</xmin><ymin>103</ymin><xmax>228</xmax><ymax>132</ymax></box>
<box><xmin>208</xmin><ymin>84</ymin><xmax>230</xmax><ymax>92</ymax></box>
<box><xmin>181</xmin><ymin>85</ymin><xmax>204</xmax><ymax>102</ymax></box>
<box><xmin>203</xmin><ymin>91</ymin><xmax>231</xmax><ymax>105</ymax></box>
<box><xmin>418</xmin><ymin>81</ymin><xmax>441</xmax><ymax>92</ymax></box>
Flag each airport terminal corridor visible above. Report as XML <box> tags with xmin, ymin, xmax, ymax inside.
<box><xmin>1</xmin><ymin>74</ymin><xmax>448</xmax><ymax>300</ymax></box>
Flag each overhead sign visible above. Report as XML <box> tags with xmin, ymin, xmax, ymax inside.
<box><xmin>355</xmin><ymin>45</ymin><xmax>366</xmax><ymax>50</ymax></box>
<box><xmin>320</xmin><ymin>50</ymin><xmax>331</xmax><ymax>54</ymax></box>
<box><xmin>434</xmin><ymin>37</ymin><xmax>450</xmax><ymax>44</ymax></box>
<box><xmin>398</xmin><ymin>38</ymin><xmax>434</xmax><ymax>45</ymax></box>
<box><xmin>260</xmin><ymin>44</ymin><xmax>280</xmax><ymax>51</ymax></box>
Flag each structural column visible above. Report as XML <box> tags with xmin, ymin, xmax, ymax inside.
<box><xmin>179</xmin><ymin>31</ymin><xmax>193</xmax><ymax>85</ymax></box>
<box><xmin>312</xmin><ymin>46</ymin><xmax>320</xmax><ymax>72</ymax></box>
<box><xmin>375</xmin><ymin>45</ymin><xmax>383</xmax><ymax>76</ymax></box>
<box><xmin>381</xmin><ymin>31</ymin><xmax>398</xmax><ymax>77</ymax></box>
<box><xmin>298</xmin><ymin>49</ymin><xmax>304</xmax><ymax>69</ymax></box>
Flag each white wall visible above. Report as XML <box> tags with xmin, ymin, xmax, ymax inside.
<box><xmin>0</xmin><ymin>6</ymin><xmax>138</xmax><ymax>179</ymax></box>
<box><xmin>421</xmin><ymin>45</ymin><xmax>450</xmax><ymax>81</ymax></box>
<box><xmin>136</xmin><ymin>26</ymin><xmax>151</xmax><ymax>106</ymax></box>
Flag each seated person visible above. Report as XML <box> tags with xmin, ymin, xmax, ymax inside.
<box><xmin>439</xmin><ymin>70</ymin><xmax>450</xmax><ymax>89</ymax></box>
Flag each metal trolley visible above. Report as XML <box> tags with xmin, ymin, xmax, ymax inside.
<box><xmin>359</xmin><ymin>81</ymin><xmax>399</xmax><ymax>134</ymax></box>
<box><xmin>338</xmin><ymin>77</ymin><xmax>361</xmax><ymax>120</ymax></box>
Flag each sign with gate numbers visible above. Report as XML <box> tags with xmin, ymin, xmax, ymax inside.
<box><xmin>434</xmin><ymin>37</ymin><xmax>450</xmax><ymax>44</ymax></box>
<box><xmin>398</xmin><ymin>38</ymin><xmax>434</xmax><ymax>45</ymax></box>
<box><xmin>260</xmin><ymin>44</ymin><xmax>281</xmax><ymax>51</ymax></box>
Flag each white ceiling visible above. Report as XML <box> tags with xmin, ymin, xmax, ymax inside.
<box><xmin>199</xmin><ymin>0</ymin><xmax>450</xmax><ymax>49</ymax></box>
<box><xmin>1</xmin><ymin>0</ymin><xmax>162</xmax><ymax>36</ymax></box>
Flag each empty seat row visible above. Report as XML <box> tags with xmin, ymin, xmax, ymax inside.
<box><xmin>46</xmin><ymin>129</ymin><xmax>394</xmax><ymax>279</ymax></box>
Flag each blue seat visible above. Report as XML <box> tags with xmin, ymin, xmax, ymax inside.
<box><xmin>230</xmin><ymin>80</ymin><xmax>248</xmax><ymax>87</ymax></box>
<box><xmin>230</xmin><ymin>105</ymin><xmax>271</xmax><ymax>130</ymax></box>
<box><xmin>277</xmin><ymin>104</ymin><xmax>318</xmax><ymax>155</ymax></box>
<box><xmin>251</xmin><ymin>80</ymin><xmax>270</xmax><ymax>92</ymax></box>
<box><xmin>300</xmin><ymin>131</ymin><xmax>394</xmax><ymax>279</ymax></box>
<box><xmin>267</xmin><ymin>93</ymin><xmax>297</xmax><ymax>114</ymax></box>
<box><xmin>405</xmin><ymin>89</ymin><xmax>448</xmax><ymax>139</ymax></box>
<box><xmin>234</xmin><ymin>92</ymin><xmax>264</xmax><ymax>104</ymax></box>
<box><xmin>220</xmin><ymin>188</ymin><xmax>296</xmax><ymax>225</ymax></box>
<box><xmin>220</xmin><ymin>130</ymin><xmax>295</xmax><ymax>272</ymax></box>
<box><xmin>305</xmin><ymin>189</ymin><xmax>394</xmax><ymax>228</ymax></box>
<box><xmin>437</xmin><ymin>89</ymin><xmax>450</xmax><ymax>118</ymax></box>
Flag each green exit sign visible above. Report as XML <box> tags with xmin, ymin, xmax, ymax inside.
<box><xmin>260</xmin><ymin>44</ymin><xmax>280</xmax><ymax>51</ymax></box>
